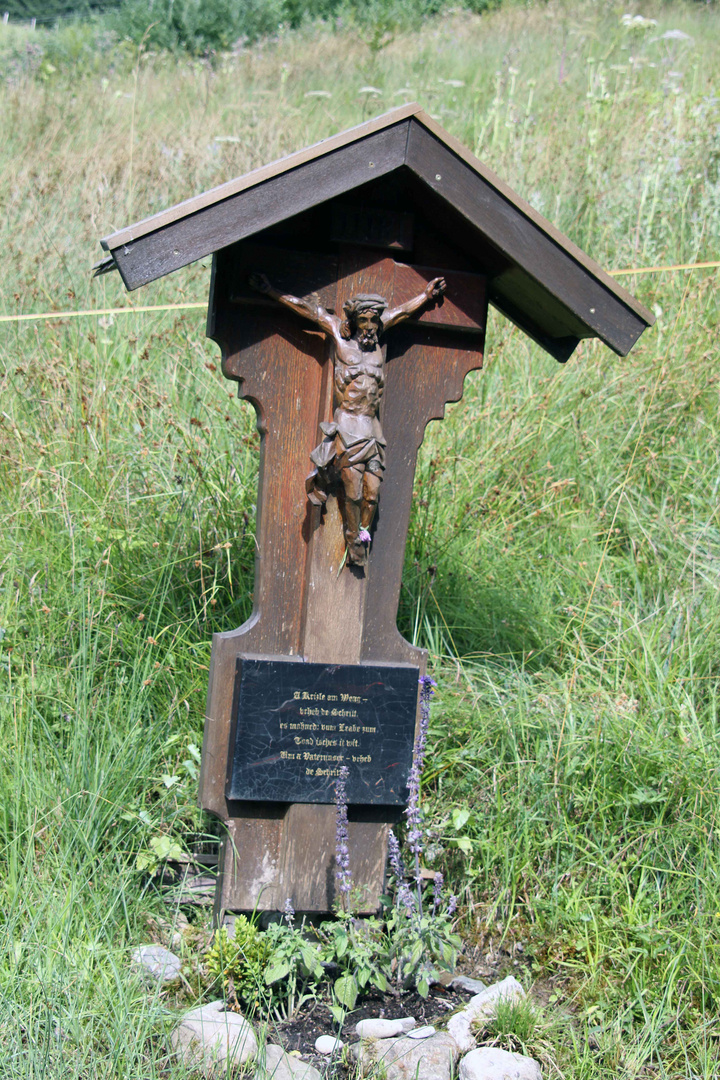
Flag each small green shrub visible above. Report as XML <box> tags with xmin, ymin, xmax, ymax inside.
<box><xmin>1</xmin><ymin>0</ymin><xmax>118</xmax><ymax>19</ymax></box>
<box><xmin>482</xmin><ymin>995</ymin><xmax>539</xmax><ymax>1047</ymax></box>
<box><xmin>109</xmin><ymin>0</ymin><xmax>284</xmax><ymax>54</ymax></box>
<box><xmin>108</xmin><ymin>0</ymin><xmax>500</xmax><ymax>56</ymax></box>
<box><xmin>205</xmin><ymin>918</ymin><xmax>273</xmax><ymax>1011</ymax></box>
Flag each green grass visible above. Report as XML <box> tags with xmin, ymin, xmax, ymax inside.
<box><xmin>1</xmin><ymin>0</ymin><xmax>720</xmax><ymax>1076</ymax></box>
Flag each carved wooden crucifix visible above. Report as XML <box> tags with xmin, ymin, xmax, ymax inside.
<box><xmin>248</xmin><ymin>268</ymin><xmax>447</xmax><ymax>567</ymax></box>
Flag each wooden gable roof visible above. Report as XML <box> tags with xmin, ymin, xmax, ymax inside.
<box><xmin>98</xmin><ymin>104</ymin><xmax>653</xmax><ymax>362</ymax></box>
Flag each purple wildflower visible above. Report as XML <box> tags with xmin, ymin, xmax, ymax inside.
<box><xmin>334</xmin><ymin>765</ymin><xmax>351</xmax><ymax>904</ymax></box>
<box><xmin>283</xmin><ymin>897</ymin><xmax>295</xmax><ymax>925</ymax></box>
<box><xmin>388</xmin><ymin>829</ymin><xmax>415</xmax><ymax>913</ymax></box>
<box><xmin>399</xmin><ymin>881</ymin><xmax>416</xmax><ymax>913</ymax></box>
<box><xmin>388</xmin><ymin>829</ymin><xmax>404</xmax><ymax>879</ymax></box>
<box><xmin>358</xmin><ymin>528</ymin><xmax>371</xmax><ymax>543</ymax></box>
<box><xmin>420</xmin><ymin>675</ymin><xmax>437</xmax><ymax>695</ymax></box>
<box><xmin>404</xmin><ymin>676</ymin><xmax>436</xmax><ymax>908</ymax></box>
<box><xmin>432</xmin><ymin>872</ymin><xmax>444</xmax><ymax>912</ymax></box>
<box><xmin>446</xmin><ymin>894</ymin><xmax>458</xmax><ymax>917</ymax></box>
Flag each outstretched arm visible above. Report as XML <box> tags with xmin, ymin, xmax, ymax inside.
<box><xmin>249</xmin><ymin>272</ymin><xmax>338</xmax><ymax>335</ymax></box>
<box><xmin>381</xmin><ymin>276</ymin><xmax>446</xmax><ymax>332</ymax></box>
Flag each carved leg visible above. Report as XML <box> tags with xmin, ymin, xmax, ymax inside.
<box><xmin>340</xmin><ymin>465</ymin><xmax>366</xmax><ymax>565</ymax></box>
<box><xmin>361</xmin><ymin>470</ymin><xmax>381</xmax><ymax>531</ymax></box>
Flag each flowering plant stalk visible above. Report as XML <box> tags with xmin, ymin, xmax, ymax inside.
<box><xmin>324</xmin><ymin>764</ymin><xmax>390</xmax><ymax>1010</ymax></box>
<box><xmin>384</xmin><ymin>676</ymin><xmax>461</xmax><ymax>995</ymax></box>
<box><xmin>405</xmin><ymin>675</ymin><xmax>435</xmax><ymax>910</ymax></box>
<box><xmin>319</xmin><ymin>678</ymin><xmax>460</xmax><ymax>1004</ymax></box>
<box><xmin>334</xmin><ymin>765</ymin><xmax>352</xmax><ymax>909</ymax></box>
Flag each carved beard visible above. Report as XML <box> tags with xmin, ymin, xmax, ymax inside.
<box><xmin>358</xmin><ymin>328</ymin><xmax>379</xmax><ymax>351</ymax></box>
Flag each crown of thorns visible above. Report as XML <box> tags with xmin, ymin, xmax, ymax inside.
<box><xmin>343</xmin><ymin>294</ymin><xmax>387</xmax><ymax>318</ymax></box>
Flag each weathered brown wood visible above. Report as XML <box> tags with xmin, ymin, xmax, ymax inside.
<box><xmin>404</xmin><ymin>123</ymin><xmax>649</xmax><ymax>357</ymax></box>
<box><xmin>362</xmin><ymin>278</ymin><xmax>486</xmax><ymax>663</ymax></box>
<box><xmin>286</xmin><ymin>252</ymin><xmax>416</xmax><ymax>914</ymax></box>
<box><xmin>330</xmin><ymin>204</ymin><xmax>414</xmax><ymax>252</ymax></box>
<box><xmin>98</xmin><ymin>108</ymin><xmax>656</xmax><ymax>921</ymax></box>
<box><xmin>200</xmin><ymin>262</ymin><xmax>331</xmax><ymax>823</ymax></box>
<box><xmin>100</xmin><ymin>106</ymin><xmax>653</xmax><ymax>362</ymax></box>
<box><xmin>110</xmin><ymin>125</ymin><xmax>409</xmax><ymax>291</ymax></box>
<box><xmin>393</xmin><ymin>262</ymin><xmax>485</xmax><ymax>333</ymax></box>
<box><xmin>201</xmin><ymin>243</ymin><xmax>486</xmax><ymax>914</ymax></box>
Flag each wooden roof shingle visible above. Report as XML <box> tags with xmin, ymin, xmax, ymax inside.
<box><xmin>98</xmin><ymin>104</ymin><xmax>654</xmax><ymax>362</ymax></box>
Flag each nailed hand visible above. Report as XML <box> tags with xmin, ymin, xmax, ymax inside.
<box><xmin>249</xmin><ymin>271</ymin><xmax>272</xmax><ymax>294</ymax></box>
<box><xmin>426</xmin><ymin>276</ymin><xmax>446</xmax><ymax>302</ymax></box>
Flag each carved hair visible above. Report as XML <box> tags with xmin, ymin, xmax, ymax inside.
<box><xmin>341</xmin><ymin>293</ymin><xmax>387</xmax><ymax>339</ymax></box>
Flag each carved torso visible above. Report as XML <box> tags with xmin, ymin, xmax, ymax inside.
<box><xmin>332</xmin><ymin>340</ymin><xmax>386</xmax><ymax>433</ymax></box>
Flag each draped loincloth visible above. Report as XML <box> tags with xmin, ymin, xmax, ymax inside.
<box><xmin>305</xmin><ymin>420</ymin><xmax>386</xmax><ymax>506</ymax></box>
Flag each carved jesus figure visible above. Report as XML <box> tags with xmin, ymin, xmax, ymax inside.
<box><xmin>249</xmin><ymin>272</ymin><xmax>446</xmax><ymax>566</ymax></box>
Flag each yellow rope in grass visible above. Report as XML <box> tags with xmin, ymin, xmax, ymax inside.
<box><xmin>0</xmin><ymin>301</ymin><xmax>207</xmax><ymax>324</ymax></box>
<box><xmin>0</xmin><ymin>260</ymin><xmax>718</xmax><ymax>324</ymax></box>
<box><xmin>608</xmin><ymin>259</ymin><xmax>720</xmax><ymax>276</ymax></box>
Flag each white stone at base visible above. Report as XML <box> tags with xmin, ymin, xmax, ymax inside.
<box><xmin>459</xmin><ymin>1046</ymin><xmax>542</xmax><ymax>1080</ymax></box>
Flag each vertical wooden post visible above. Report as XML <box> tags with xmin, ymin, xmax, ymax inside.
<box><xmin>199</xmin><ymin>241</ymin><xmax>486</xmax><ymax>916</ymax></box>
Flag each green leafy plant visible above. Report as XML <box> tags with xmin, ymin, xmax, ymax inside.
<box><xmin>317</xmin><ymin>913</ymin><xmax>391</xmax><ymax>1011</ymax></box>
<box><xmin>381</xmin><ymin>679</ymin><xmax>462</xmax><ymax>997</ymax></box>
<box><xmin>262</xmin><ymin>906</ymin><xmax>325</xmax><ymax>1018</ymax></box>
<box><xmin>205</xmin><ymin>918</ymin><xmax>273</xmax><ymax>1012</ymax></box>
<box><xmin>206</xmin><ymin>906</ymin><xmax>326</xmax><ymax>1018</ymax></box>
<box><xmin>317</xmin><ymin>681</ymin><xmax>462</xmax><ymax>1005</ymax></box>
<box><xmin>384</xmin><ymin>892</ymin><xmax>461</xmax><ymax>998</ymax></box>
<box><xmin>110</xmin><ymin>0</ymin><xmax>284</xmax><ymax>54</ymax></box>
<box><xmin>135</xmin><ymin>833</ymin><xmax>185</xmax><ymax>874</ymax></box>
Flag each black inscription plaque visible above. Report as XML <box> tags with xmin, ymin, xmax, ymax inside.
<box><xmin>226</xmin><ymin>658</ymin><xmax>420</xmax><ymax>805</ymax></box>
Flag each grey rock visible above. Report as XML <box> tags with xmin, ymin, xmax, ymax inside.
<box><xmin>314</xmin><ymin>1034</ymin><xmax>344</xmax><ymax>1054</ymax></box>
<box><xmin>459</xmin><ymin>1047</ymin><xmax>542</xmax><ymax>1080</ymax></box>
<box><xmin>407</xmin><ymin>1025</ymin><xmax>435</xmax><ymax>1040</ymax></box>
<box><xmin>355</xmin><ymin>1016</ymin><xmax>416</xmax><ymax>1039</ymax></box>
<box><xmin>352</xmin><ymin>1031</ymin><xmax>458</xmax><ymax>1080</ymax></box>
<box><xmin>446</xmin><ymin>976</ymin><xmax>527</xmax><ymax>1053</ymax></box>
<box><xmin>171</xmin><ymin>1000</ymin><xmax>257</xmax><ymax>1075</ymax></box>
<box><xmin>132</xmin><ymin>944</ymin><xmax>182</xmax><ymax>984</ymax></box>
<box><xmin>256</xmin><ymin>1044</ymin><xmax>322</xmax><ymax>1080</ymax></box>
<box><xmin>451</xmin><ymin>975</ymin><xmax>488</xmax><ymax>994</ymax></box>
<box><xmin>446</xmin><ymin>1012</ymin><xmax>475</xmax><ymax>1053</ymax></box>
<box><xmin>466</xmin><ymin>977</ymin><xmax>525</xmax><ymax>1021</ymax></box>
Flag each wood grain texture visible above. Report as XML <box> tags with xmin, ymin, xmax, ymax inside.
<box><xmin>200</xmin><ymin>249</ymin><xmax>331</xmax><ymax>826</ymax></box>
<box><xmin>290</xmin><ymin>253</ymin><xmax>414</xmax><ymax>914</ymax></box>
<box><xmin>394</xmin><ymin>262</ymin><xmax>486</xmax><ymax>332</ymax></box>
<box><xmin>111</xmin><ymin>125</ymin><xmax>409</xmax><ymax>291</ymax></box>
<box><xmin>101</xmin><ymin>107</ymin><xmax>652</xmax><ymax>364</ymax></box>
<box><xmin>404</xmin><ymin>124</ymin><xmax>649</xmax><ymax>356</ymax></box>
<box><xmin>362</xmin><ymin>297</ymin><xmax>486</xmax><ymax>663</ymax></box>
<box><xmin>101</xmin><ymin>107</ymin><xmax>655</xmax><ymax>912</ymax></box>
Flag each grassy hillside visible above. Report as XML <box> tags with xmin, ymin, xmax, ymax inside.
<box><xmin>1</xmin><ymin>1</ymin><xmax>719</xmax><ymax>1076</ymax></box>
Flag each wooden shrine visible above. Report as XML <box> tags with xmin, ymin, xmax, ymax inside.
<box><xmin>96</xmin><ymin>104</ymin><xmax>653</xmax><ymax>918</ymax></box>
